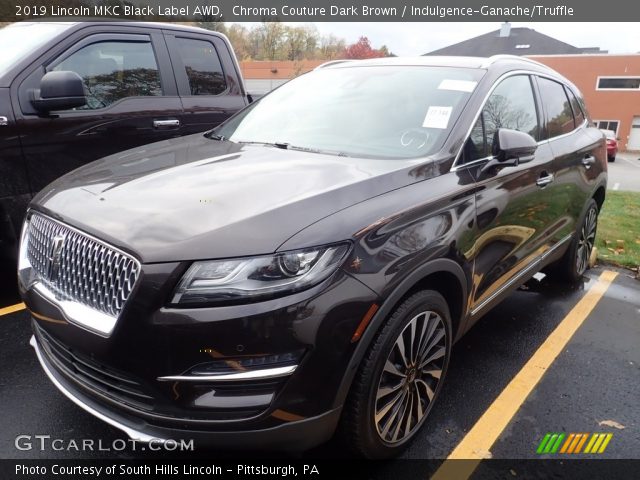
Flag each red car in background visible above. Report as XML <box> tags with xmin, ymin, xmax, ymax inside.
<box><xmin>601</xmin><ymin>129</ymin><xmax>618</xmax><ymax>162</ymax></box>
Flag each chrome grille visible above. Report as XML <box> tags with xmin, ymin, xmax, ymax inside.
<box><xmin>27</xmin><ymin>213</ymin><xmax>140</xmax><ymax>318</ymax></box>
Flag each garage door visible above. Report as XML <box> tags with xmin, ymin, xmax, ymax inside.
<box><xmin>628</xmin><ymin>116</ymin><xmax>640</xmax><ymax>151</ymax></box>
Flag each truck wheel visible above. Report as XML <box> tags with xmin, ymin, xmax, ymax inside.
<box><xmin>339</xmin><ymin>290</ymin><xmax>452</xmax><ymax>458</ymax></box>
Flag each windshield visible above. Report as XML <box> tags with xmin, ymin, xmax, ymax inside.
<box><xmin>0</xmin><ymin>22</ymin><xmax>73</xmax><ymax>72</ymax></box>
<box><xmin>216</xmin><ymin>65</ymin><xmax>485</xmax><ymax>159</ymax></box>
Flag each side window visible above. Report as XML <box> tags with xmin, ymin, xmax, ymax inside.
<box><xmin>463</xmin><ymin>75</ymin><xmax>538</xmax><ymax>163</ymax></box>
<box><xmin>463</xmin><ymin>113</ymin><xmax>487</xmax><ymax>161</ymax></box>
<box><xmin>53</xmin><ymin>39</ymin><xmax>162</xmax><ymax>110</ymax></box>
<box><xmin>537</xmin><ymin>77</ymin><xmax>576</xmax><ymax>138</ymax></box>
<box><xmin>175</xmin><ymin>38</ymin><xmax>227</xmax><ymax>95</ymax></box>
<box><xmin>566</xmin><ymin>87</ymin><xmax>586</xmax><ymax>126</ymax></box>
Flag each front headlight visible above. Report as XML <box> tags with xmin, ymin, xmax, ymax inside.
<box><xmin>170</xmin><ymin>243</ymin><xmax>350</xmax><ymax>306</ymax></box>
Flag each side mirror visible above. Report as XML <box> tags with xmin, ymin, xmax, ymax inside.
<box><xmin>482</xmin><ymin>129</ymin><xmax>537</xmax><ymax>174</ymax></box>
<box><xmin>494</xmin><ymin>128</ymin><xmax>537</xmax><ymax>162</ymax></box>
<box><xmin>30</xmin><ymin>71</ymin><xmax>86</xmax><ymax>112</ymax></box>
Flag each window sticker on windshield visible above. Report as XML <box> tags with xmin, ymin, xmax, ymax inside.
<box><xmin>438</xmin><ymin>79</ymin><xmax>477</xmax><ymax>93</ymax></box>
<box><xmin>423</xmin><ymin>106</ymin><xmax>453</xmax><ymax>129</ymax></box>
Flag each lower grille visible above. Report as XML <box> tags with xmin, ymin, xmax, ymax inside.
<box><xmin>34</xmin><ymin>323</ymin><xmax>154</xmax><ymax>411</ymax></box>
<box><xmin>33</xmin><ymin>324</ymin><xmax>274</xmax><ymax>422</ymax></box>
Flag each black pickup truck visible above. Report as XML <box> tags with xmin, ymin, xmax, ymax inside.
<box><xmin>0</xmin><ymin>21</ymin><xmax>252</xmax><ymax>267</ymax></box>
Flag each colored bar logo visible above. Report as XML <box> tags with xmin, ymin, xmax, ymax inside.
<box><xmin>536</xmin><ymin>433</ymin><xmax>613</xmax><ymax>454</ymax></box>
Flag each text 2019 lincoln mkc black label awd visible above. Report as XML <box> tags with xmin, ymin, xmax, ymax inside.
<box><xmin>19</xmin><ymin>56</ymin><xmax>606</xmax><ymax>458</ymax></box>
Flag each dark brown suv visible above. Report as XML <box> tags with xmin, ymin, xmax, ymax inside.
<box><xmin>19</xmin><ymin>55</ymin><xmax>606</xmax><ymax>458</ymax></box>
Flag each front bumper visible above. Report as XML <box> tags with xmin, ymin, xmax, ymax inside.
<box><xmin>30</xmin><ymin>334</ymin><xmax>341</xmax><ymax>450</ymax></box>
<box><xmin>23</xmin><ymin>258</ymin><xmax>378</xmax><ymax>450</ymax></box>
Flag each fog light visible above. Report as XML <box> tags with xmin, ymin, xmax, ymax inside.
<box><xmin>190</xmin><ymin>350</ymin><xmax>304</xmax><ymax>375</ymax></box>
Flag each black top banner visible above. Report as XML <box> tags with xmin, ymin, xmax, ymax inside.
<box><xmin>2</xmin><ymin>0</ymin><xmax>640</xmax><ymax>22</ymax></box>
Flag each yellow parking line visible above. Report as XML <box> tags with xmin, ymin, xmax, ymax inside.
<box><xmin>431</xmin><ymin>270</ymin><xmax>617</xmax><ymax>480</ymax></box>
<box><xmin>0</xmin><ymin>302</ymin><xmax>26</xmax><ymax>316</ymax></box>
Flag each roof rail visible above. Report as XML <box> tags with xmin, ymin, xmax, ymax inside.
<box><xmin>481</xmin><ymin>54</ymin><xmax>546</xmax><ymax>68</ymax></box>
<box><xmin>315</xmin><ymin>59</ymin><xmax>356</xmax><ymax>70</ymax></box>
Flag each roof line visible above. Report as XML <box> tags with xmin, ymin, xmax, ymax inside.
<box><xmin>527</xmin><ymin>53</ymin><xmax>640</xmax><ymax>58</ymax></box>
<box><xmin>315</xmin><ymin>59</ymin><xmax>358</xmax><ymax>69</ymax></box>
<box><xmin>480</xmin><ymin>54</ymin><xmax>546</xmax><ymax>68</ymax></box>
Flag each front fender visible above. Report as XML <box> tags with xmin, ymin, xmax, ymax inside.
<box><xmin>332</xmin><ymin>258</ymin><xmax>468</xmax><ymax>409</ymax></box>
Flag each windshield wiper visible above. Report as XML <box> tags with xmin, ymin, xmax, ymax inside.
<box><xmin>207</xmin><ymin>133</ymin><xmax>226</xmax><ymax>141</ymax></box>
<box><xmin>235</xmin><ymin>140</ymin><xmax>289</xmax><ymax>148</ymax></box>
<box><xmin>283</xmin><ymin>144</ymin><xmax>350</xmax><ymax>157</ymax></box>
<box><xmin>235</xmin><ymin>140</ymin><xmax>349</xmax><ymax>157</ymax></box>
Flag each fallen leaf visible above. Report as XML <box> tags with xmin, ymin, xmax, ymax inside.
<box><xmin>599</xmin><ymin>420</ymin><xmax>625</xmax><ymax>430</ymax></box>
<box><xmin>510</xmin><ymin>469</ymin><xmax>517</xmax><ymax>476</ymax></box>
<box><xmin>472</xmin><ymin>449</ymin><xmax>493</xmax><ymax>459</ymax></box>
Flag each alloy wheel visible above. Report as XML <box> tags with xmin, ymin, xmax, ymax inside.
<box><xmin>374</xmin><ymin>310</ymin><xmax>447</xmax><ymax>444</ymax></box>
<box><xmin>576</xmin><ymin>206</ymin><xmax>597</xmax><ymax>276</ymax></box>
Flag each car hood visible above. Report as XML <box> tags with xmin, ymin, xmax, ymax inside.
<box><xmin>32</xmin><ymin>134</ymin><xmax>431</xmax><ymax>262</ymax></box>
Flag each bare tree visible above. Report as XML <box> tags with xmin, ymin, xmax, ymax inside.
<box><xmin>284</xmin><ymin>26</ymin><xmax>306</xmax><ymax>61</ymax></box>
<box><xmin>258</xmin><ymin>22</ymin><xmax>285</xmax><ymax>60</ymax></box>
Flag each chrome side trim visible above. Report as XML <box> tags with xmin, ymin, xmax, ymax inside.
<box><xmin>30</xmin><ymin>335</ymin><xmax>163</xmax><ymax>443</ymax></box>
<box><xmin>470</xmin><ymin>234</ymin><xmax>572</xmax><ymax>316</ymax></box>
<box><xmin>451</xmin><ymin>69</ymin><xmax>587</xmax><ymax>171</ymax></box>
<box><xmin>158</xmin><ymin>365</ymin><xmax>298</xmax><ymax>382</ymax></box>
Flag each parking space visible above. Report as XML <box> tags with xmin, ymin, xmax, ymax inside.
<box><xmin>608</xmin><ymin>152</ymin><xmax>640</xmax><ymax>192</ymax></box>
<box><xmin>0</xmin><ymin>266</ymin><xmax>638</xmax><ymax>464</ymax></box>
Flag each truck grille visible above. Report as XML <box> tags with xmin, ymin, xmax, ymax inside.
<box><xmin>26</xmin><ymin>212</ymin><xmax>140</xmax><ymax>319</ymax></box>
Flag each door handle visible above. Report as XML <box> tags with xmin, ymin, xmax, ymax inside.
<box><xmin>536</xmin><ymin>173</ymin><xmax>554</xmax><ymax>188</ymax></box>
<box><xmin>581</xmin><ymin>156</ymin><xmax>596</xmax><ymax>169</ymax></box>
<box><xmin>153</xmin><ymin>119</ymin><xmax>180</xmax><ymax>129</ymax></box>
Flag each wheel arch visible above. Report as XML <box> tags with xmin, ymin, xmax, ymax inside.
<box><xmin>333</xmin><ymin>258</ymin><xmax>468</xmax><ymax>409</ymax></box>
<box><xmin>592</xmin><ymin>184</ymin><xmax>606</xmax><ymax>212</ymax></box>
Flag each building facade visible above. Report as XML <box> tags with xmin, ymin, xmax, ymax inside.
<box><xmin>240</xmin><ymin>60</ymin><xmax>324</xmax><ymax>94</ymax></box>
<box><xmin>424</xmin><ymin>23</ymin><xmax>604</xmax><ymax>57</ymax></box>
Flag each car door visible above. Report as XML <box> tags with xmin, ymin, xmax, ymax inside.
<box><xmin>164</xmin><ymin>31</ymin><xmax>248</xmax><ymax>135</ymax></box>
<box><xmin>535</xmin><ymin>76</ymin><xmax>604</xmax><ymax>243</ymax></box>
<box><xmin>459</xmin><ymin>74</ymin><xmax>562</xmax><ymax>315</ymax></box>
<box><xmin>14</xmin><ymin>27</ymin><xmax>184</xmax><ymax>193</ymax></box>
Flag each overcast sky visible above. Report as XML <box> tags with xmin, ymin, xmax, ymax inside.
<box><xmin>244</xmin><ymin>22</ymin><xmax>640</xmax><ymax>56</ymax></box>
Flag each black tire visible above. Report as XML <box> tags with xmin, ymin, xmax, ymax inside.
<box><xmin>339</xmin><ymin>290</ymin><xmax>452</xmax><ymax>458</ymax></box>
<box><xmin>553</xmin><ymin>198</ymin><xmax>599</xmax><ymax>283</ymax></box>
<box><xmin>608</xmin><ymin>155</ymin><xmax>615</xmax><ymax>163</ymax></box>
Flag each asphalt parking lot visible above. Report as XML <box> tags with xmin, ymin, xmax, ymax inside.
<box><xmin>608</xmin><ymin>152</ymin><xmax>640</xmax><ymax>192</ymax></box>
<box><xmin>1</xmin><ymin>264</ymin><xmax>638</xmax><ymax>472</ymax></box>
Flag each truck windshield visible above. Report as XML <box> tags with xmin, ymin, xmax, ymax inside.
<box><xmin>0</xmin><ymin>22</ymin><xmax>73</xmax><ymax>72</ymax></box>
<box><xmin>216</xmin><ymin>65</ymin><xmax>485</xmax><ymax>159</ymax></box>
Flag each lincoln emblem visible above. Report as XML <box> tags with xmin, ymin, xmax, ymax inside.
<box><xmin>47</xmin><ymin>235</ymin><xmax>65</xmax><ymax>281</ymax></box>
